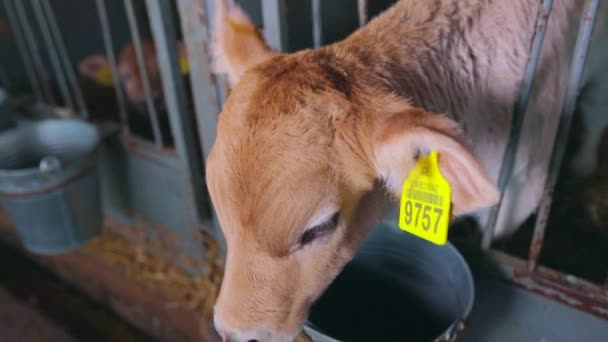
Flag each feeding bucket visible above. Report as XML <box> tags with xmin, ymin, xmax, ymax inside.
<box><xmin>0</xmin><ymin>119</ymin><xmax>103</xmax><ymax>255</ymax></box>
<box><xmin>303</xmin><ymin>223</ymin><xmax>473</xmax><ymax>342</ymax></box>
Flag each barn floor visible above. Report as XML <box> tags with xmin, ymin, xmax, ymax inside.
<box><xmin>0</xmin><ymin>239</ymin><xmax>152</xmax><ymax>342</ymax></box>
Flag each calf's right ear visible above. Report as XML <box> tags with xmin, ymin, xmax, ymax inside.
<box><xmin>213</xmin><ymin>0</ymin><xmax>277</xmax><ymax>86</ymax></box>
<box><xmin>371</xmin><ymin>108</ymin><xmax>500</xmax><ymax>216</ymax></box>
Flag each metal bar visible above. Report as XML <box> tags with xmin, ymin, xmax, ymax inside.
<box><xmin>95</xmin><ymin>0</ymin><xmax>129</xmax><ymax>134</ymax></box>
<box><xmin>145</xmin><ymin>0</ymin><xmax>209</xmax><ymax>225</ymax></box>
<box><xmin>30</xmin><ymin>0</ymin><xmax>74</xmax><ymax>111</ymax></box>
<box><xmin>311</xmin><ymin>0</ymin><xmax>322</xmax><ymax>48</ymax></box>
<box><xmin>124</xmin><ymin>0</ymin><xmax>164</xmax><ymax>146</ymax></box>
<box><xmin>2</xmin><ymin>0</ymin><xmax>43</xmax><ymax>102</ymax></box>
<box><xmin>176</xmin><ymin>0</ymin><xmax>220</xmax><ymax>163</ymax></box>
<box><xmin>39</xmin><ymin>0</ymin><xmax>88</xmax><ymax>118</ymax></box>
<box><xmin>528</xmin><ymin>0</ymin><xmax>602</xmax><ymax>271</ymax></box>
<box><xmin>357</xmin><ymin>0</ymin><xmax>368</xmax><ymax>27</ymax></box>
<box><xmin>177</xmin><ymin>0</ymin><xmax>225</xmax><ymax>254</ymax></box>
<box><xmin>12</xmin><ymin>0</ymin><xmax>54</xmax><ymax>104</ymax></box>
<box><xmin>481</xmin><ymin>0</ymin><xmax>554</xmax><ymax>249</ymax></box>
<box><xmin>261</xmin><ymin>0</ymin><xmax>288</xmax><ymax>51</ymax></box>
<box><xmin>488</xmin><ymin>250</ymin><xmax>608</xmax><ymax>320</ymax></box>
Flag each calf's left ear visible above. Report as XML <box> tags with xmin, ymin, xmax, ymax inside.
<box><xmin>371</xmin><ymin>108</ymin><xmax>500</xmax><ymax>216</ymax></box>
<box><xmin>212</xmin><ymin>0</ymin><xmax>278</xmax><ymax>86</ymax></box>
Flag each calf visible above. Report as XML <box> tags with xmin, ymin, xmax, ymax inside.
<box><xmin>206</xmin><ymin>0</ymin><xmax>579</xmax><ymax>340</ymax></box>
<box><xmin>78</xmin><ymin>39</ymin><xmax>189</xmax><ymax>144</ymax></box>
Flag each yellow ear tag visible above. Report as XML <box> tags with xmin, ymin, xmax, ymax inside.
<box><xmin>96</xmin><ymin>66</ymin><xmax>114</xmax><ymax>87</ymax></box>
<box><xmin>399</xmin><ymin>150</ymin><xmax>452</xmax><ymax>245</ymax></box>
<box><xmin>179</xmin><ymin>57</ymin><xmax>189</xmax><ymax>75</ymax></box>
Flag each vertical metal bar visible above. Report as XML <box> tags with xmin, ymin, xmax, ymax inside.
<box><xmin>528</xmin><ymin>0</ymin><xmax>601</xmax><ymax>272</ymax></box>
<box><xmin>3</xmin><ymin>0</ymin><xmax>43</xmax><ymax>102</ymax></box>
<box><xmin>39</xmin><ymin>0</ymin><xmax>88</xmax><ymax>118</ymax></box>
<box><xmin>311</xmin><ymin>0</ymin><xmax>322</xmax><ymax>48</ymax></box>
<box><xmin>124</xmin><ymin>0</ymin><xmax>164</xmax><ymax>146</ymax></box>
<box><xmin>13</xmin><ymin>0</ymin><xmax>54</xmax><ymax>104</ymax></box>
<box><xmin>95</xmin><ymin>0</ymin><xmax>129</xmax><ymax>133</ymax></box>
<box><xmin>261</xmin><ymin>0</ymin><xmax>288</xmax><ymax>51</ymax></box>
<box><xmin>176</xmin><ymin>0</ymin><xmax>219</xmax><ymax>162</ymax></box>
<box><xmin>145</xmin><ymin>0</ymin><xmax>208</xmax><ymax>222</ymax></box>
<box><xmin>177</xmin><ymin>0</ymin><xmax>225</xmax><ymax>254</ymax></box>
<box><xmin>357</xmin><ymin>0</ymin><xmax>368</xmax><ymax>27</ymax></box>
<box><xmin>30</xmin><ymin>0</ymin><xmax>74</xmax><ymax>111</ymax></box>
<box><xmin>481</xmin><ymin>0</ymin><xmax>554</xmax><ymax>249</ymax></box>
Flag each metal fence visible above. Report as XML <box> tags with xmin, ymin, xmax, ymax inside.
<box><xmin>0</xmin><ymin>0</ymin><xmax>606</xmax><ymax>320</ymax></box>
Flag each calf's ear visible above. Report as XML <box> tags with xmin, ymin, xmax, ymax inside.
<box><xmin>371</xmin><ymin>108</ymin><xmax>500</xmax><ymax>215</ymax></box>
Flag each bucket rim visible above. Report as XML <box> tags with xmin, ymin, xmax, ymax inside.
<box><xmin>0</xmin><ymin>119</ymin><xmax>101</xmax><ymax>195</ymax></box>
<box><xmin>302</xmin><ymin>231</ymin><xmax>475</xmax><ymax>342</ymax></box>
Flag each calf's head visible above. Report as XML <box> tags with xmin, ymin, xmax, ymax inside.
<box><xmin>207</xmin><ymin>2</ymin><xmax>499</xmax><ymax>341</ymax></box>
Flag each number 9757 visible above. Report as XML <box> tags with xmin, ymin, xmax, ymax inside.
<box><xmin>402</xmin><ymin>200</ymin><xmax>444</xmax><ymax>233</ymax></box>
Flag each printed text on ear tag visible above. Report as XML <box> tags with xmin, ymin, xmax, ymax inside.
<box><xmin>399</xmin><ymin>150</ymin><xmax>452</xmax><ymax>245</ymax></box>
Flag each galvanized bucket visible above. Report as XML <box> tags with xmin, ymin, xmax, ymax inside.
<box><xmin>0</xmin><ymin>118</ymin><xmax>103</xmax><ymax>255</ymax></box>
<box><xmin>303</xmin><ymin>223</ymin><xmax>473</xmax><ymax>342</ymax></box>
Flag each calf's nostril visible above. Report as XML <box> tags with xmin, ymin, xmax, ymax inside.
<box><xmin>247</xmin><ymin>340</ymin><xmax>258</xmax><ymax>342</ymax></box>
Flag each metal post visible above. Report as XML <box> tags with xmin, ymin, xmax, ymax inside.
<box><xmin>527</xmin><ymin>0</ymin><xmax>601</xmax><ymax>272</ymax></box>
<box><xmin>481</xmin><ymin>0</ymin><xmax>554</xmax><ymax>249</ymax></box>
<box><xmin>145</xmin><ymin>0</ymin><xmax>208</xmax><ymax>223</ymax></box>
<box><xmin>177</xmin><ymin>0</ymin><xmax>226</xmax><ymax>255</ymax></box>
<box><xmin>12</xmin><ymin>0</ymin><xmax>54</xmax><ymax>104</ymax></box>
<box><xmin>3</xmin><ymin>0</ymin><xmax>43</xmax><ymax>102</ymax></box>
<box><xmin>95</xmin><ymin>0</ymin><xmax>129</xmax><ymax>133</ymax></box>
<box><xmin>261</xmin><ymin>0</ymin><xmax>288</xmax><ymax>51</ymax></box>
<box><xmin>357</xmin><ymin>0</ymin><xmax>368</xmax><ymax>27</ymax></box>
<box><xmin>312</xmin><ymin>0</ymin><xmax>322</xmax><ymax>48</ymax></box>
<box><xmin>38</xmin><ymin>0</ymin><xmax>88</xmax><ymax>118</ymax></box>
<box><xmin>124</xmin><ymin>0</ymin><xmax>164</xmax><ymax>146</ymax></box>
<box><xmin>30</xmin><ymin>0</ymin><xmax>75</xmax><ymax>112</ymax></box>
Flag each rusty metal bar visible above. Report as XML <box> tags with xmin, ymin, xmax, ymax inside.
<box><xmin>312</xmin><ymin>0</ymin><xmax>322</xmax><ymax>48</ymax></box>
<box><xmin>262</xmin><ymin>0</ymin><xmax>288</xmax><ymax>51</ymax></box>
<box><xmin>124</xmin><ymin>0</ymin><xmax>164</xmax><ymax>146</ymax></box>
<box><xmin>528</xmin><ymin>0</ymin><xmax>601</xmax><ymax>272</ymax></box>
<box><xmin>488</xmin><ymin>250</ymin><xmax>608</xmax><ymax>319</ymax></box>
<box><xmin>38</xmin><ymin>0</ymin><xmax>88</xmax><ymax>118</ymax></box>
<box><xmin>481</xmin><ymin>0</ymin><xmax>554</xmax><ymax>249</ymax></box>
<box><xmin>12</xmin><ymin>0</ymin><xmax>54</xmax><ymax>104</ymax></box>
<box><xmin>357</xmin><ymin>0</ymin><xmax>368</xmax><ymax>27</ymax></box>
<box><xmin>30</xmin><ymin>0</ymin><xmax>74</xmax><ymax>111</ymax></box>
<box><xmin>95</xmin><ymin>0</ymin><xmax>129</xmax><ymax>134</ymax></box>
<box><xmin>3</xmin><ymin>0</ymin><xmax>43</xmax><ymax>102</ymax></box>
<box><xmin>145</xmin><ymin>0</ymin><xmax>209</xmax><ymax>224</ymax></box>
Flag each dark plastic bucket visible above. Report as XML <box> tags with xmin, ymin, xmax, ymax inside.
<box><xmin>0</xmin><ymin>119</ymin><xmax>102</xmax><ymax>255</ymax></box>
<box><xmin>302</xmin><ymin>223</ymin><xmax>473</xmax><ymax>342</ymax></box>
